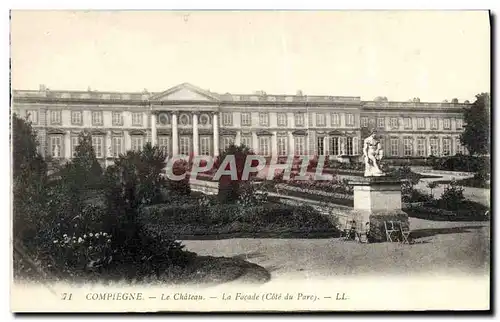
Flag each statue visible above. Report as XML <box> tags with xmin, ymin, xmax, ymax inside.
<box><xmin>363</xmin><ymin>132</ymin><xmax>385</xmax><ymax>177</ymax></box>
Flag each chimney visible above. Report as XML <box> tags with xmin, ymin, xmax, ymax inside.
<box><xmin>39</xmin><ymin>84</ymin><xmax>47</xmax><ymax>92</ymax></box>
<box><xmin>451</xmin><ymin>98</ymin><xmax>458</xmax><ymax>104</ymax></box>
<box><xmin>296</xmin><ymin>90</ymin><xmax>303</xmax><ymax>96</ymax></box>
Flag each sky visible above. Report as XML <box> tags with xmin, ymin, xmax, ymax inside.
<box><xmin>10</xmin><ymin>10</ymin><xmax>490</xmax><ymax>102</ymax></box>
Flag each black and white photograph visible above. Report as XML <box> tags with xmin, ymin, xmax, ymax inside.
<box><xmin>9</xmin><ymin>10</ymin><xmax>491</xmax><ymax>312</ymax></box>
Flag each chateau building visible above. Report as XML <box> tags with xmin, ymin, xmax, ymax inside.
<box><xmin>12</xmin><ymin>82</ymin><xmax>469</xmax><ymax>167</ymax></box>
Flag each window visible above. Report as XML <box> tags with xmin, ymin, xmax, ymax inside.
<box><xmin>49</xmin><ymin>136</ymin><xmax>62</xmax><ymax>158</ymax></box>
<box><xmin>294</xmin><ymin>136</ymin><xmax>306</xmax><ymax>155</ymax></box>
<box><xmin>132</xmin><ymin>112</ymin><xmax>143</xmax><ymax>126</ymax></box>
<box><xmin>179</xmin><ymin>114</ymin><xmax>190</xmax><ymax>125</ymax></box>
<box><xmin>443</xmin><ymin>118</ymin><xmax>451</xmax><ymax>130</ymax></box>
<box><xmin>26</xmin><ymin>110</ymin><xmax>38</xmax><ymax>124</ymax></box>
<box><xmin>158</xmin><ymin>136</ymin><xmax>169</xmax><ymax>155</ymax></box>
<box><xmin>456</xmin><ymin>139</ymin><xmax>465</xmax><ymax>155</ymax></box>
<box><xmin>316</xmin><ymin>113</ymin><xmax>326</xmax><ymax>127</ymax></box>
<box><xmin>361</xmin><ymin>117</ymin><xmax>368</xmax><ymax>128</ymax></box>
<box><xmin>317</xmin><ymin>137</ymin><xmax>325</xmax><ymax>155</ymax></box>
<box><xmin>112</xmin><ymin>137</ymin><xmax>123</xmax><ymax>157</ymax></box>
<box><xmin>390</xmin><ymin>138</ymin><xmax>399</xmax><ymax>156</ymax></box>
<box><xmin>456</xmin><ymin>118</ymin><xmax>463</xmax><ymax>130</ymax></box>
<box><xmin>112</xmin><ymin>112</ymin><xmax>123</xmax><ymax>126</ymax></box>
<box><xmin>417</xmin><ymin>118</ymin><xmax>425</xmax><ymax>129</ymax></box>
<box><xmin>442</xmin><ymin>138</ymin><xmax>451</xmax><ymax>156</ymax></box>
<box><xmin>346</xmin><ymin>137</ymin><xmax>354</xmax><ymax>155</ymax></box>
<box><xmin>430</xmin><ymin>118</ymin><xmax>438</xmax><ymax>130</ymax></box>
<box><xmin>177</xmin><ymin>136</ymin><xmax>190</xmax><ymax>155</ymax></box>
<box><xmin>71</xmin><ymin>111</ymin><xmax>82</xmax><ymax>125</ymax></box>
<box><xmin>403</xmin><ymin>137</ymin><xmax>413</xmax><ymax>156</ymax></box>
<box><xmin>328</xmin><ymin>137</ymin><xmax>340</xmax><ymax>155</ymax></box>
<box><xmin>259</xmin><ymin>113</ymin><xmax>269</xmax><ymax>126</ymax></box>
<box><xmin>258</xmin><ymin>137</ymin><xmax>270</xmax><ymax>156</ymax></box>
<box><xmin>404</xmin><ymin>117</ymin><xmax>412</xmax><ymax>129</ymax></box>
<box><xmin>199</xmin><ymin>114</ymin><xmax>209</xmax><ymax>126</ymax></box>
<box><xmin>241</xmin><ymin>113</ymin><xmax>251</xmax><ymax>126</ymax></box>
<box><xmin>346</xmin><ymin>114</ymin><xmax>355</xmax><ymax>126</ymax></box>
<box><xmin>390</xmin><ymin>118</ymin><xmax>398</xmax><ymax>128</ymax></box>
<box><xmin>92</xmin><ymin>136</ymin><xmax>104</xmax><ymax>158</ymax></box>
<box><xmin>241</xmin><ymin>136</ymin><xmax>252</xmax><ymax>149</ymax></box>
<box><xmin>222</xmin><ymin>136</ymin><xmax>234</xmax><ymax>151</ymax></box>
<box><xmin>277</xmin><ymin>136</ymin><xmax>287</xmax><ymax>156</ymax></box>
<box><xmin>92</xmin><ymin>111</ymin><xmax>103</xmax><ymax>125</ymax></box>
<box><xmin>295</xmin><ymin>113</ymin><xmax>305</xmax><ymax>127</ymax></box>
<box><xmin>199</xmin><ymin>136</ymin><xmax>211</xmax><ymax>156</ymax></box>
<box><xmin>131</xmin><ymin>136</ymin><xmax>144</xmax><ymax>152</ymax></box>
<box><xmin>377</xmin><ymin>118</ymin><xmax>385</xmax><ymax>128</ymax></box>
<box><xmin>50</xmin><ymin>110</ymin><xmax>61</xmax><ymax>124</ymax></box>
<box><xmin>417</xmin><ymin>138</ymin><xmax>426</xmax><ymax>157</ymax></box>
<box><xmin>222</xmin><ymin>113</ymin><xmax>233</xmax><ymax>126</ymax></box>
<box><xmin>179</xmin><ymin>136</ymin><xmax>191</xmax><ymax>155</ymax></box>
<box><xmin>331</xmin><ymin>113</ymin><xmax>340</xmax><ymax>126</ymax></box>
<box><xmin>429</xmin><ymin>138</ymin><xmax>439</xmax><ymax>156</ymax></box>
<box><xmin>71</xmin><ymin>136</ymin><xmax>79</xmax><ymax>157</ymax></box>
<box><xmin>277</xmin><ymin>113</ymin><xmax>287</xmax><ymax>127</ymax></box>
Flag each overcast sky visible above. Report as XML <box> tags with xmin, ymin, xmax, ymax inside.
<box><xmin>10</xmin><ymin>10</ymin><xmax>490</xmax><ymax>102</ymax></box>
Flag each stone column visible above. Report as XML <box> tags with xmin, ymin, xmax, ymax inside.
<box><xmin>323</xmin><ymin>136</ymin><xmax>328</xmax><ymax>156</ymax></box>
<box><xmin>271</xmin><ymin>131</ymin><xmax>278</xmax><ymax>159</ymax></box>
<box><xmin>288</xmin><ymin>131</ymin><xmax>295</xmax><ymax>156</ymax></box>
<box><xmin>106</xmin><ymin>130</ymin><xmax>112</xmax><ymax>158</ymax></box>
<box><xmin>192</xmin><ymin>113</ymin><xmax>199</xmax><ymax>156</ymax></box>
<box><xmin>124</xmin><ymin>130</ymin><xmax>131</xmax><ymax>151</ymax></box>
<box><xmin>252</xmin><ymin>132</ymin><xmax>259</xmax><ymax>154</ymax></box>
<box><xmin>172</xmin><ymin>112</ymin><xmax>179</xmax><ymax>156</ymax></box>
<box><xmin>64</xmin><ymin>130</ymin><xmax>71</xmax><ymax>159</ymax></box>
<box><xmin>235</xmin><ymin>130</ymin><xmax>241</xmax><ymax>146</ymax></box>
<box><xmin>212</xmin><ymin>113</ymin><xmax>219</xmax><ymax>156</ymax></box>
<box><xmin>151</xmin><ymin>112</ymin><xmax>157</xmax><ymax>146</ymax></box>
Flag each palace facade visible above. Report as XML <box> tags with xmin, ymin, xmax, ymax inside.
<box><xmin>12</xmin><ymin>82</ymin><xmax>469</xmax><ymax>167</ymax></box>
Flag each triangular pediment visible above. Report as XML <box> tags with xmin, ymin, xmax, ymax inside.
<box><xmin>150</xmin><ymin>83</ymin><xmax>219</xmax><ymax>102</ymax></box>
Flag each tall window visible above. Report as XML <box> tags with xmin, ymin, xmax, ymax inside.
<box><xmin>346</xmin><ymin>137</ymin><xmax>354</xmax><ymax>155</ymax></box>
<box><xmin>417</xmin><ymin>118</ymin><xmax>425</xmax><ymax>129</ymax></box>
<box><xmin>346</xmin><ymin>114</ymin><xmax>355</xmax><ymax>126</ymax></box>
<box><xmin>456</xmin><ymin>139</ymin><xmax>465</xmax><ymax>155</ymax></box>
<box><xmin>71</xmin><ymin>136</ymin><xmax>79</xmax><ymax>157</ymax></box>
<box><xmin>26</xmin><ymin>110</ymin><xmax>38</xmax><ymax>124</ymax></box>
<box><xmin>199</xmin><ymin>136</ymin><xmax>211</xmax><ymax>156</ymax></box>
<box><xmin>222</xmin><ymin>136</ymin><xmax>234</xmax><ymax>151</ymax></box>
<box><xmin>377</xmin><ymin>118</ymin><xmax>385</xmax><ymax>128</ymax></box>
<box><xmin>316</xmin><ymin>113</ymin><xmax>326</xmax><ymax>127</ymax></box>
<box><xmin>179</xmin><ymin>136</ymin><xmax>191</xmax><ymax>155</ymax></box>
<box><xmin>456</xmin><ymin>118</ymin><xmax>463</xmax><ymax>130</ymax></box>
<box><xmin>71</xmin><ymin>111</ymin><xmax>82</xmax><ymax>125</ymax></box>
<box><xmin>112</xmin><ymin>136</ymin><xmax>123</xmax><ymax>157</ymax></box>
<box><xmin>131</xmin><ymin>136</ymin><xmax>144</xmax><ymax>152</ymax></box>
<box><xmin>328</xmin><ymin>137</ymin><xmax>339</xmax><ymax>155</ymax></box>
<box><xmin>241</xmin><ymin>136</ymin><xmax>252</xmax><ymax>149</ymax></box>
<box><xmin>112</xmin><ymin>112</ymin><xmax>123</xmax><ymax>126</ymax></box>
<box><xmin>390</xmin><ymin>118</ymin><xmax>398</xmax><ymax>128</ymax></box>
<box><xmin>50</xmin><ymin>110</ymin><xmax>61</xmax><ymax>125</ymax></box>
<box><xmin>331</xmin><ymin>113</ymin><xmax>340</xmax><ymax>126</ymax></box>
<box><xmin>222</xmin><ymin>112</ymin><xmax>233</xmax><ymax>126</ymax></box>
<box><xmin>277</xmin><ymin>136</ymin><xmax>287</xmax><ymax>156</ymax></box>
<box><xmin>259</xmin><ymin>113</ymin><xmax>269</xmax><ymax>126</ymax></box>
<box><xmin>92</xmin><ymin>111</ymin><xmax>103</xmax><ymax>125</ymax></box>
<box><xmin>442</xmin><ymin>138</ymin><xmax>451</xmax><ymax>156</ymax></box>
<box><xmin>443</xmin><ymin>118</ymin><xmax>451</xmax><ymax>130</ymax></box>
<box><xmin>258</xmin><ymin>137</ymin><xmax>270</xmax><ymax>156</ymax></box>
<box><xmin>361</xmin><ymin>117</ymin><xmax>368</xmax><ymax>128</ymax></box>
<box><xmin>417</xmin><ymin>138</ymin><xmax>426</xmax><ymax>157</ymax></box>
<box><xmin>295</xmin><ymin>113</ymin><xmax>305</xmax><ymax>127</ymax></box>
<box><xmin>403</xmin><ymin>137</ymin><xmax>413</xmax><ymax>156</ymax></box>
<box><xmin>277</xmin><ymin>113</ymin><xmax>287</xmax><ymax>127</ymax></box>
<box><xmin>294</xmin><ymin>136</ymin><xmax>305</xmax><ymax>155</ymax></box>
<box><xmin>429</xmin><ymin>138</ymin><xmax>439</xmax><ymax>156</ymax></box>
<box><xmin>132</xmin><ymin>112</ymin><xmax>143</xmax><ymax>126</ymax></box>
<box><xmin>430</xmin><ymin>118</ymin><xmax>438</xmax><ymax>130</ymax></box>
<box><xmin>316</xmin><ymin>137</ymin><xmax>325</xmax><ymax>155</ymax></box>
<box><xmin>390</xmin><ymin>138</ymin><xmax>399</xmax><ymax>156</ymax></box>
<box><xmin>92</xmin><ymin>136</ymin><xmax>104</xmax><ymax>158</ymax></box>
<box><xmin>241</xmin><ymin>113</ymin><xmax>251</xmax><ymax>126</ymax></box>
<box><xmin>404</xmin><ymin>117</ymin><xmax>412</xmax><ymax>129</ymax></box>
<box><xmin>158</xmin><ymin>136</ymin><xmax>169</xmax><ymax>155</ymax></box>
<box><xmin>50</xmin><ymin>136</ymin><xmax>62</xmax><ymax>158</ymax></box>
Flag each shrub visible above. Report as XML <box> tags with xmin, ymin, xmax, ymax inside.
<box><xmin>438</xmin><ymin>180</ymin><xmax>465</xmax><ymax>211</ymax></box>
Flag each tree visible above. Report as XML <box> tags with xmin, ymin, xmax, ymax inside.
<box><xmin>461</xmin><ymin>93</ymin><xmax>490</xmax><ymax>155</ymax></box>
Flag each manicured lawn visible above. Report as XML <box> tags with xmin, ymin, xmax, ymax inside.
<box><xmin>432</xmin><ymin>177</ymin><xmax>490</xmax><ymax>189</ymax></box>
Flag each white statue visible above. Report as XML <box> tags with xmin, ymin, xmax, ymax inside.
<box><xmin>363</xmin><ymin>132</ymin><xmax>385</xmax><ymax>177</ymax></box>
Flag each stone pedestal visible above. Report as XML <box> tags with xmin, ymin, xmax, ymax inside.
<box><xmin>348</xmin><ymin>177</ymin><xmax>409</xmax><ymax>242</ymax></box>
